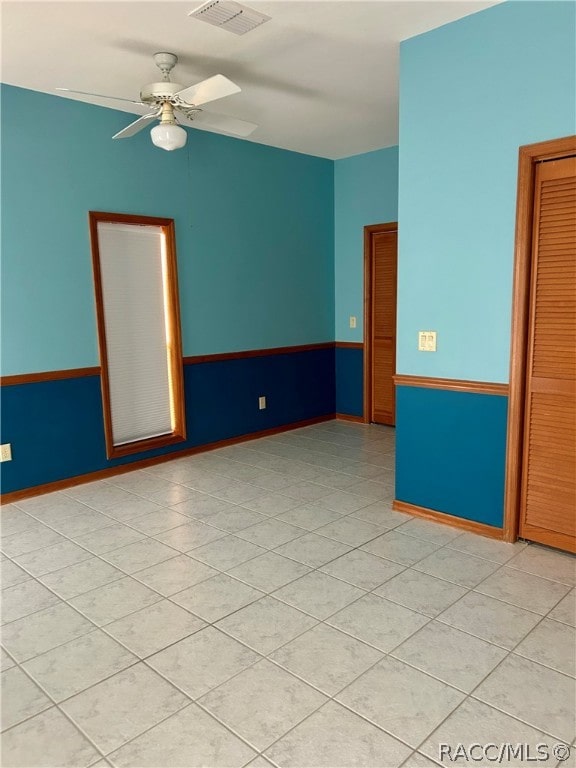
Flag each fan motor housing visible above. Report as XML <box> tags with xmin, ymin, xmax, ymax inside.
<box><xmin>140</xmin><ymin>82</ymin><xmax>185</xmax><ymax>104</ymax></box>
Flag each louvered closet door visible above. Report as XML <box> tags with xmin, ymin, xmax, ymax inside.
<box><xmin>520</xmin><ymin>155</ymin><xmax>576</xmax><ymax>553</ymax></box>
<box><xmin>371</xmin><ymin>229</ymin><xmax>398</xmax><ymax>425</ymax></box>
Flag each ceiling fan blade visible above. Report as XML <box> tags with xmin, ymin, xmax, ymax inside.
<box><xmin>181</xmin><ymin>110</ymin><xmax>257</xmax><ymax>138</ymax></box>
<box><xmin>174</xmin><ymin>75</ymin><xmax>241</xmax><ymax>107</ymax></box>
<box><xmin>112</xmin><ymin>112</ymin><xmax>160</xmax><ymax>140</ymax></box>
<box><xmin>56</xmin><ymin>88</ymin><xmax>144</xmax><ymax>106</ymax></box>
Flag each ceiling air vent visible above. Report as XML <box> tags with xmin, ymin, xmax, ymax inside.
<box><xmin>189</xmin><ymin>0</ymin><xmax>271</xmax><ymax>35</ymax></box>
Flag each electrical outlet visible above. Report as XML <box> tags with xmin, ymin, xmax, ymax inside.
<box><xmin>349</xmin><ymin>316</ymin><xmax>357</xmax><ymax>329</ymax></box>
<box><xmin>258</xmin><ymin>396</ymin><xmax>266</xmax><ymax>410</ymax></box>
<box><xmin>0</xmin><ymin>443</ymin><xmax>12</xmax><ymax>462</ymax></box>
<box><xmin>418</xmin><ymin>331</ymin><xmax>437</xmax><ymax>352</ymax></box>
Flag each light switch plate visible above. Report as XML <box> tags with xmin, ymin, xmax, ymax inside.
<box><xmin>418</xmin><ymin>331</ymin><xmax>437</xmax><ymax>352</ymax></box>
<box><xmin>349</xmin><ymin>316</ymin><xmax>357</xmax><ymax>329</ymax></box>
<box><xmin>0</xmin><ymin>443</ymin><xmax>12</xmax><ymax>462</ymax></box>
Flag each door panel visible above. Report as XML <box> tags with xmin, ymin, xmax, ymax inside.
<box><xmin>369</xmin><ymin>228</ymin><xmax>397</xmax><ymax>426</ymax></box>
<box><xmin>519</xmin><ymin>156</ymin><xmax>576</xmax><ymax>552</ymax></box>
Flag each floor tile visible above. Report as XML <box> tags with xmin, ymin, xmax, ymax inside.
<box><xmin>361</xmin><ymin>530</ymin><xmax>439</xmax><ymax>566</ymax></box>
<box><xmin>391</xmin><ymin>620</ymin><xmax>507</xmax><ymax>692</ymax></box>
<box><xmin>1</xmin><ymin>648</ymin><xmax>16</xmax><ymax>671</ymax></box>
<box><xmin>69</xmin><ymin>576</ymin><xmax>162</xmax><ymax>626</ymax></box>
<box><xmin>126</xmin><ymin>509</ymin><xmax>191</xmax><ymax>536</ymax></box>
<box><xmin>352</xmin><ymin>504</ymin><xmax>411</xmax><ymax>528</ymax></box>
<box><xmin>101</xmin><ymin>538</ymin><xmax>179</xmax><ymax>574</ymax></box>
<box><xmin>1</xmin><ymin>667</ymin><xmax>52</xmax><ymax>730</ymax></box>
<box><xmin>13</xmin><ymin>540</ymin><xmax>93</xmax><ymax>577</ymax></box>
<box><xmin>66</xmin><ymin>483</ymin><xmax>139</xmax><ymax>512</ymax></box>
<box><xmin>111</xmin><ymin>473</ymin><xmax>174</xmax><ymax>497</ymax></box>
<box><xmin>437</xmin><ymin>590</ymin><xmax>542</xmax><ymax>649</ymax></box>
<box><xmin>245</xmin><ymin>758</ymin><xmax>275</xmax><ymax>768</ymax></box>
<box><xmin>23</xmin><ymin>630</ymin><xmax>136</xmax><ymax>701</ymax></box>
<box><xmin>327</xmin><ymin>593</ymin><xmax>428</xmax><ymax>652</ymax></box>
<box><xmin>172</xmin><ymin>573</ymin><xmax>264</xmax><ymax>622</ymax></box>
<box><xmin>108</xmin><ymin>703</ymin><xmax>256</xmax><ymax>767</ymax></box>
<box><xmin>14</xmin><ymin>490</ymin><xmax>89</xmax><ymax>515</ymax></box>
<box><xmin>100</xmin><ymin>497</ymin><xmax>165</xmax><ymax>523</ymax></box>
<box><xmin>228</xmin><ymin>552</ymin><xmax>311</xmax><ymax>592</ymax></box>
<box><xmin>265</xmin><ymin>700</ymin><xmax>410</xmax><ymax>768</ymax></box>
<box><xmin>280</xmin><ymin>481</ymin><xmax>333</xmax><ymax>502</ymax></box>
<box><xmin>273</xmin><ymin>571</ymin><xmax>364</xmax><ymax>619</ymax></box>
<box><xmin>236</xmin><ymin>519</ymin><xmax>305</xmax><ymax>549</ymax></box>
<box><xmin>475</xmin><ymin>654</ymin><xmax>575</xmax><ymax>740</ymax></box>
<box><xmin>198</xmin><ymin>506</ymin><xmax>267</xmax><ymax>533</ymax></box>
<box><xmin>154</xmin><ymin>520</ymin><xmax>226</xmax><ymax>551</ymax></box>
<box><xmin>314</xmin><ymin>490</ymin><xmax>372</xmax><ymax>514</ymax></box>
<box><xmin>188</xmin><ymin>535</ymin><xmax>266</xmax><ymax>571</ymax></box>
<box><xmin>1</xmin><ymin>558</ymin><xmax>32</xmax><ymax>588</ymax></box>
<box><xmin>447</xmin><ymin>531</ymin><xmax>526</xmax><ymax>563</ymax></box>
<box><xmin>1</xmin><ymin>580</ymin><xmax>60</xmax><ymax>624</ymax></box>
<box><xmin>375</xmin><ymin>569</ymin><xmax>468</xmax><ymax>617</ymax></box>
<box><xmin>148</xmin><ymin>626</ymin><xmax>260</xmax><ymax>699</ymax></box>
<box><xmin>72</xmin><ymin>523</ymin><xmax>145</xmax><ymax>555</ymax></box>
<box><xmin>133</xmin><ymin>553</ymin><xmax>217</xmax><ymax>595</ymax></box>
<box><xmin>1</xmin><ymin>507</ymin><xmax>42</xmax><ymax>537</ymax></box>
<box><xmin>274</xmin><ymin>532</ymin><xmax>352</xmax><ymax>567</ymax></box>
<box><xmin>212</xmin><ymin>480</ymin><xmax>267</xmax><ymax>505</ymax></box>
<box><xmin>1</xmin><ymin>523</ymin><xmax>65</xmax><ymax>558</ymax></box>
<box><xmin>171</xmin><ymin>493</ymin><xmax>238</xmax><ymax>520</ymax></box>
<box><xmin>0</xmin><ymin>707</ymin><xmax>100</xmax><ymax>768</ymax></box>
<box><xmin>241</xmin><ymin>493</ymin><xmax>302</xmax><ymax>516</ymax></box>
<box><xmin>39</xmin><ymin>557</ymin><xmax>123</xmax><ymax>599</ymax></box>
<box><xmin>402</xmin><ymin>753</ymin><xmax>442</xmax><ymax>768</ymax></box>
<box><xmin>276</xmin><ymin>503</ymin><xmax>342</xmax><ymax>531</ymax></box>
<box><xmin>413</xmin><ymin>547</ymin><xmax>500</xmax><ymax>588</ymax></box>
<box><xmin>1</xmin><ymin>602</ymin><xmax>95</xmax><ymax>662</ymax></box>
<box><xmin>199</xmin><ymin>659</ymin><xmax>326</xmax><ymax>751</ymax></box>
<box><xmin>105</xmin><ymin>599</ymin><xmax>205</xmax><ymax>657</ymax></box>
<box><xmin>216</xmin><ymin>596</ymin><xmax>317</xmax><ymax>654</ymax></box>
<box><xmin>337</xmin><ymin>656</ymin><xmax>465</xmax><ymax>748</ymax></box>
<box><xmin>420</xmin><ymin>698</ymin><xmax>551</xmax><ymax>766</ymax></box>
<box><xmin>475</xmin><ymin>567</ymin><xmax>571</xmax><ymax>614</ymax></box>
<box><xmin>270</xmin><ymin>623</ymin><xmax>382</xmax><ymax>695</ymax></box>
<box><xmin>507</xmin><ymin>545</ymin><xmax>576</xmax><ymax>587</ymax></box>
<box><xmin>549</xmin><ymin>589</ymin><xmax>576</xmax><ymax>627</ymax></box>
<box><xmin>314</xmin><ymin>517</ymin><xmax>385</xmax><ymax>546</ymax></box>
<box><xmin>61</xmin><ymin>663</ymin><xmax>189</xmax><ymax>754</ymax></box>
<box><xmin>398</xmin><ymin>518</ymin><xmax>462</xmax><ymax>545</ymax></box>
<box><xmin>321</xmin><ymin>549</ymin><xmax>404</xmax><ymax>590</ymax></box>
<box><xmin>49</xmin><ymin>511</ymin><xmax>116</xmax><ymax>538</ymax></box>
<box><xmin>514</xmin><ymin>619</ymin><xmax>576</xmax><ymax>677</ymax></box>
<box><xmin>146</xmin><ymin>483</ymin><xmax>198</xmax><ymax>507</ymax></box>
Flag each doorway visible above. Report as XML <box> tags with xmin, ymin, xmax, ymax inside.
<box><xmin>363</xmin><ymin>223</ymin><xmax>398</xmax><ymax>426</ymax></box>
<box><xmin>504</xmin><ymin>136</ymin><xmax>576</xmax><ymax>552</ymax></box>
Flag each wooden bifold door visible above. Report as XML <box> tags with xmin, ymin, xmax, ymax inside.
<box><xmin>519</xmin><ymin>155</ymin><xmax>576</xmax><ymax>552</ymax></box>
<box><xmin>364</xmin><ymin>223</ymin><xmax>398</xmax><ymax>426</ymax></box>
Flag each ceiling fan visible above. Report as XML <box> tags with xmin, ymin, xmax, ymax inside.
<box><xmin>56</xmin><ymin>52</ymin><xmax>257</xmax><ymax>151</ymax></box>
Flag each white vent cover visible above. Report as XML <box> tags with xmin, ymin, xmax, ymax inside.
<box><xmin>189</xmin><ymin>0</ymin><xmax>270</xmax><ymax>35</ymax></box>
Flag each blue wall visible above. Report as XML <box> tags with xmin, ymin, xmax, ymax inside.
<box><xmin>0</xmin><ymin>85</ymin><xmax>336</xmax><ymax>493</ymax></box>
<box><xmin>396</xmin><ymin>387</ymin><xmax>508</xmax><ymax>527</ymax></box>
<box><xmin>333</xmin><ymin>146</ymin><xmax>399</xmax><ymax>416</ymax></box>
<box><xmin>1</xmin><ymin>84</ymin><xmax>334</xmax><ymax>375</ymax></box>
<box><xmin>397</xmin><ymin>0</ymin><xmax>576</xmax><ymax>382</ymax></box>
<box><xmin>334</xmin><ymin>146</ymin><xmax>398</xmax><ymax>343</ymax></box>
<box><xmin>395</xmin><ymin>0</ymin><xmax>576</xmax><ymax>528</ymax></box>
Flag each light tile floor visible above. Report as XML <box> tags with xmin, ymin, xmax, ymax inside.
<box><xmin>1</xmin><ymin>421</ymin><xmax>575</xmax><ymax>768</ymax></box>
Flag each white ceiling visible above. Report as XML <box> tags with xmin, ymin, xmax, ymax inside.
<box><xmin>2</xmin><ymin>0</ymin><xmax>498</xmax><ymax>159</ymax></box>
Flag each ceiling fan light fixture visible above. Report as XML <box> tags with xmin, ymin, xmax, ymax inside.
<box><xmin>150</xmin><ymin>122</ymin><xmax>187</xmax><ymax>151</ymax></box>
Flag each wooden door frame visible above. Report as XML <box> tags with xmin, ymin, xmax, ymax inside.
<box><xmin>503</xmin><ymin>135</ymin><xmax>576</xmax><ymax>542</ymax></box>
<box><xmin>363</xmin><ymin>222</ymin><xmax>398</xmax><ymax>424</ymax></box>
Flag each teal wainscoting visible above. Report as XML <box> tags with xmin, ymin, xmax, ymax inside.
<box><xmin>395</xmin><ymin>384</ymin><xmax>508</xmax><ymax>528</ymax></box>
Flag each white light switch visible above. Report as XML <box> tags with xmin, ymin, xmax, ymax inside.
<box><xmin>349</xmin><ymin>316</ymin><xmax>357</xmax><ymax>329</ymax></box>
<box><xmin>418</xmin><ymin>331</ymin><xmax>437</xmax><ymax>352</ymax></box>
<box><xmin>258</xmin><ymin>396</ymin><xmax>266</xmax><ymax>410</ymax></box>
<box><xmin>0</xmin><ymin>443</ymin><xmax>12</xmax><ymax>462</ymax></box>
